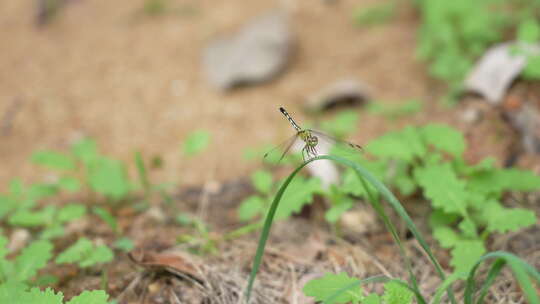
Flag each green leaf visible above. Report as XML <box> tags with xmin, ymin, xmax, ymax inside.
<box><xmin>251</xmin><ymin>170</ymin><xmax>273</xmax><ymax>194</ymax></box>
<box><xmin>56</xmin><ymin>238</ymin><xmax>113</xmax><ymax>268</ymax></box>
<box><xmin>114</xmin><ymin>237</ymin><xmax>134</xmax><ymax>252</ymax></box>
<box><xmin>458</xmin><ymin>218</ymin><xmax>477</xmax><ymax>238</ymax></box>
<box><xmin>517</xmin><ymin>19</ymin><xmax>540</xmax><ymax>43</ymax></box>
<box><xmin>483</xmin><ymin>200</ymin><xmax>536</xmax><ymax>234</ymax></box>
<box><xmin>468</xmin><ymin>168</ymin><xmax>540</xmax><ymax>195</ymax></box>
<box><xmin>0</xmin><ymin>195</ymin><xmax>17</xmax><ymax>219</ymax></box>
<box><xmin>92</xmin><ymin>207</ymin><xmax>118</xmax><ymax>233</ymax></box>
<box><xmin>40</xmin><ymin>224</ymin><xmax>65</xmax><ymax>240</ymax></box>
<box><xmin>0</xmin><ymin>282</ymin><xmax>29</xmax><ymax>303</ymax></box>
<box><xmin>183</xmin><ymin>130</ymin><xmax>211</xmax><ymax>157</ymax></box>
<box><xmin>33</xmin><ymin>275</ymin><xmax>58</xmax><ymax>287</ymax></box>
<box><xmin>523</xmin><ymin>55</ymin><xmax>540</xmax><ymax>79</ymax></box>
<box><xmin>56</xmin><ymin>238</ymin><xmax>93</xmax><ymax>264</ymax></box>
<box><xmin>79</xmin><ymin>245</ymin><xmax>114</xmax><ymax>268</ymax></box>
<box><xmin>363</xmin><ymin>294</ymin><xmax>381</xmax><ymax>304</ymax></box>
<box><xmin>0</xmin><ymin>236</ymin><xmax>8</xmax><ymax>260</ymax></box>
<box><xmin>57</xmin><ymin>204</ymin><xmax>86</xmax><ymax>223</ymax></box>
<box><xmin>27</xmin><ymin>184</ymin><xmax>59</xmax><ymax>201</ymax></box>
<box><xmin>366</xmin><ymin>126</ymin><xmax>426</xmax><ymax>162</ymax></box>
<box><xmin>420</xmin><ymin>124</ymin><xmax>465</xmax><ymax>157</ymax></box>
<box><xmin>9</xmin><ymin>179</ymin><xmax>24</xmax><ymax>197</ymax></box>
<box><xmin>58</xmin><ymin>177</ymin><xmax>81</xmax><ymax>192</ymax></box>
<box><xmin>341</xmin><ymin>160</ymin><xmax>386</xmax><ymax>197</ymax></box>
<box><xmin>67</xmin><ymin>290</ymin><xmax>109</xmax><ymax>304</ymax></box>
<box><xmin>382</xmin><ymin>281</ymin><xmax>413</xmax><ymax>304</ymax></box>
<box><xmin>432</xmin><ymin>226</ymin><xmax>460</xmax><ymax>249</ymax></box>
<box><xmin>14</xmin><ymin>240</ymin><xmax>53</xmax><ymax>282</ymax></box>
<box><xmin>320</xmin><ymin>111</ymin><xmax>359</xmax><ymax>138</ymax></box>
<box><xmin>31</xmin><ymin>151</ymin><xmax>75</xmax><ymax>171</ymax></box>
<box><xmin>414</xmin><ymin>163</ymin><xmax>467</xmax><ymax>216</ymax></box>
<box><xmin>72</xmin><ymin>138</ymin><xmax>97</xmax><ymax>164</ymax></box>
<box><xmin>24</xmin><ymin>287</ymin><xmax>63</xmax><ymax>303</ymax></box>
<box><xmin>276</xmin><ymin>176</ymin><xmax>321</xmax><ymax>219</ymax></box>
<box><xmin>325</xmin><ymin>199</ymin><xmax>354</xmax><ymax>223</ymax></box>
<box><xmin>450</xmin><ymin>239</ymin><xmax>486</xmax><ymax>274</ymax></box>
<box><xmin>238</xmin><ymin>196</ymin><xmax>265</xmax><ymax>222</ymax></box>
<box><xmin>303</xmin><ymin>273</ymin><xmax>363</xmax><ymax>304</ymax></box>
<box><xmin>87</xmin><ymin>157</ymin><xmax>130</xmax><ymax>200</ymax></box>
<box><xmin>9</xmin><ymin>206</ymin><xmax>57</xmax><ymax>227</ymax></box>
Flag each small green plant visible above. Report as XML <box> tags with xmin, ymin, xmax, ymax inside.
<box><xmin>55</xmin><ymin>237</ymin><xmax>114</xmax><ymax>268</ymax></box>
<box><xmin>237</xmin><ymin>170</ymin><xmax>321</xmax><ymax>222</ymax></box>
<box><xmin>336</xmin><ymin>124</ymin><xmax>539</xmax><ymax>273</ymax></box>
<box><xmin>517</xmin><ymin>18</ymin><xmax>540</xmax><ymax>80</ymax></box>
<box><xmin>414</xmin><ymin>0</ymin><xmax>540</xmax><ymax>99</ymax></box>
<box><xmin>92</xmin><ymin>206</ymin><xmax>118</xmax><ymax>234</ymax></box>
<box><xmin>32</xmin><ymin>138</ymin><xmax>132</xmax><ymax>202</ymax></box>
<box><xmin>176</xmin><ymin>215</ymin><xmax>219</xmax><ymax>255</ymax></box>
<box><xmin>0</xmin><ymin>235</ymin><xmax>53</xmax><ymax>285</ymax></box>
<box><xmin>304</xmin><ymin>273</ymin><xmax>413</xmax><ymax>304</ymax></box>
<box><xmin>0</xmin><ymin>282</ymin><xmax>109</xmax><ymax>304</ymax></box>
<box><xmin>319</xmin><ymin>110</ymin><xmax>360</xmax><ymax>138</ymax></box>
<box><xmin>182</xmin><ymin>129</ymin><xmax>211</xmax><ymax>157</ymax></box>
<box><xmin>113</xmin><ymin>237</ymin><xmax>135</xmax><ymax>252</ymax></box>
<box><xmin>8</xmin><ymin>203</ymin><xmax>86</xmax><ymax>240</ymax></box>
<box><xmin>244</xmin><ymin>155</ymin><xmax>540</xmax><ymax>304</ymax></box>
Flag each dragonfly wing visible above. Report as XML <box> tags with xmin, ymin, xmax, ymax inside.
<box><xmin>308</xmin><ymin>129</ymin><xmax>364</xmax><ymax>151</ymax></box>
<box><xmin>263</xmin><ymin>134</ymin><xmax>299</xmax><ymax>163</ymax></box>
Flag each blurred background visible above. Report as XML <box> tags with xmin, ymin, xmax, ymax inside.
<box><xmin>1</xmin><ymin>0</ymin><xmax>442</xmax><ymax>189</ymax></box>
<box><xmin>1</xmin><ymin>0</ymin><xmax>540</xmax><ymax>303</ymax></box>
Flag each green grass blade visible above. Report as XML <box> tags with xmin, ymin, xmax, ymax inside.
<box><xmin>430</xmin><ymin>272</ymin><xmax>465</xmax><ymax>304</ymax></box>
<box><xmin>464</xmin><ymin>251</ymin><xmax>540</xmax><ymax>304</ymax></box>
<box><xmin>134</xmin><ymin>151</ymin><xmax>150</xmax><ymax>192</ymax></box>
<box><xmin>245</xmin><ymin>155</ymin><xmax>452</xmax><ymax>303</ymax></box>
<box><xmin>244</xmin><ymin>160</ymin><xmax>311</xmax><ymax>302</ymax></box>
<box><xmin>356</xmin><ymin>174</ymin><xmax>425</xmax><ymax>303</ymax></box>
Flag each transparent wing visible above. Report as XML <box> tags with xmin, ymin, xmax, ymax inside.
<box><xmin>308</xmin><ymin>129</ymin><xmax>364</xmax><ymax>152</ymax></box>
<box><xmin>263</xmin><ymin>134</ymin><xmax>299</xmax><ymax>164</ymax></box>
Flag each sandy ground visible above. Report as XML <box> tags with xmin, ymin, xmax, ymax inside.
<box><xmin>0</xmin><ymin>0</ymin><xmax>439</xmax><ymax>190</ymax></box>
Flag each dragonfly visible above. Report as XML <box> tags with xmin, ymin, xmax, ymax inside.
<box><xmin>264</xmin><ymin>107</ymin><xmax>363</xmax><ymax>163</ymax></box>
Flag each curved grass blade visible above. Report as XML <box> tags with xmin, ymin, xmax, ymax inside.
<box><xmin>430</xmin><ymin>272</ymin><xmax>466</xmax><ymax>304</ymax></box>
<box><xmin>464</xmin><ymin>251</ymin><xmax>540</xmax><ymax>304</ymax></box>
<box><xmin>356</xmin><ymin>172</ymin><xmax>423</xmax><ymax>302</ymax></box>
<box><xmin>309</xmin><ymin>129</ymin><xmax>364</xmax><ymax>152</ymax></box>
<box><xmin>245</xmin><ymin>155</ymin><xmax>454</xmax><ymax>303</ymax></box>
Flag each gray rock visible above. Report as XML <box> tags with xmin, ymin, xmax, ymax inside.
<box><xmin>203</xmin><ymin>11</ymin><xmax>293</xmax><ymax>90</ymax></box>
<box><xmin>465</xmin><ymin>42</ymin><xmax>540</xmax><ymax>104</ymax></box>
<box><xmin>305</xmin><ymin>78</ymin><xmax>370</xmax><ymax>112</ymax></box>
<box><xmin>506</xmin><ymin>103</ymin><xmax>540</xmax><ymax>154</ymax></box>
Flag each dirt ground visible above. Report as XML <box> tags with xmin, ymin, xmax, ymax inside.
<box><xmin>1</xmin><ymin>0</ymin><xmax>539</xmax><ymax>303</ymax></box>
<box><xmin>0</xmin><ymin>0</ymin><xmax>443</xmax><ymax>189</ymax></box>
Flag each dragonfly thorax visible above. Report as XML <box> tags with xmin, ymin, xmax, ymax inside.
<box><xmin>299</xmin><ymin>130</ymin><xmax>318</xmax><ymax>147</ymax></box>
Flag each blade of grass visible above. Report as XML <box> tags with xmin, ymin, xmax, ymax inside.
<box><xmin>430</xmin><ymin>272</ymin><xmax>466</xmax><ymax>304</ymax></box>
<box><xmin>356</xmin><ymin>174</ymin><xmax>425</xmax><ymax>303</ymax></box>
<box><xmin>135</xmin><ymin>151</ymin><xmax>150</xmax><ymax>193</ymax></box>
<box><xmin>464</xmin><ymin>251</ymin><xmax>540</xmax><ymax>304</ymax></box>
<box><xmin>245</xmin><ymin>155</ymin><xmax>454</xmax><ymax>303</ymax></box>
